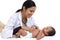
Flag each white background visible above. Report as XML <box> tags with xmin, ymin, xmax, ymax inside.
<box><xmin>0</xmin><ymin>0</ymin><xmax>60</xmax><ymax>40</ymax></box>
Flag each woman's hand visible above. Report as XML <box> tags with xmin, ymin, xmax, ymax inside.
<box><xmin>32</xmin><ymin>25</ymin><xmax>39</xmax><ymax>29</ymax></box>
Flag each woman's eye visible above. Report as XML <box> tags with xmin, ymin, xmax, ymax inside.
<box><xmin>30</xmin><ymin>10</ymin><xmax>34</xmax><ymax>12</ymax></box>
<box><xmin>30</xmin><ymin>10</ymin><xmax>33</xmax><ymax>12</ymax></box>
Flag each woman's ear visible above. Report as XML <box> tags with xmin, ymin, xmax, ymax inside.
<box><xmin>23</xmin><ymin>6</ymin><xmax>26</xmax><ymax>11</ymax></box>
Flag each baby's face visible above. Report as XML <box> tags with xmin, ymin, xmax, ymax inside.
<box><xmin>43</xmin><ymin>26</ymin><xmax>53</xmax><ymax>36</ymax></box>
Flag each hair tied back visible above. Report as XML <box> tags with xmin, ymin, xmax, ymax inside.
<box><xmin>26</xmin><ymin>0</ymin><xmax>32</xmax><ymax>1</ymax></box>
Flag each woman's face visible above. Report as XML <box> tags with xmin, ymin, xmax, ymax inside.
<box><xmin>25</xmin><ymin>7</ymin><xmax>36</xmax><ymax>18</ymax></box>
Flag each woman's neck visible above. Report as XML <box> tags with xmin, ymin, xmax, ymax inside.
<box><xmin>21</xmin><ymin>11</ymin><xmax>26</xmax><ymax>19</ymax></box>
<box><xmin>21</xmin><ymin>11</ymin><xmax>27</xmax><ymax>26</ymax></box>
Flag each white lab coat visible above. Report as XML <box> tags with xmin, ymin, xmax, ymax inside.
<box><xmin>1</xmin><ymin>12</ymin><xmax>36</xmax><ymax>38</ymax></box>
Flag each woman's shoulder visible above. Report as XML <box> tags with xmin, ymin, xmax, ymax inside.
<box><xmin>9</xmin><ymin>12</ymin><xmax>20</xmax><ymax>19</ymax></box>
<box><xmin>11</xmin><ymin>12</ymin><xmax>20</xmax><ymax>17</ymax></box>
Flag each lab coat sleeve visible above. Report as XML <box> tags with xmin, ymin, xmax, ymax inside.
<box><xmin>1</xmin><ymin>14</ymin><xmax>17</xmax><ymax>38</ymax></box>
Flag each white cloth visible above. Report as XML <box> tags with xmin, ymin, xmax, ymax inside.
<box><xmin>1</xmin><ymin>12</ymin><xmax>36</xmax><ymax>38</ymax></box>
<box><xmin>20</xmin><ymin>31</ymin><xmax>32</xmax><ymax>38</ymax></box>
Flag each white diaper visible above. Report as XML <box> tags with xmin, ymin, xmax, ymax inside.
<box><xmin>20</xmin><ymin>31</ymin><xmax>32</xmax><ymax>38</ymax></box>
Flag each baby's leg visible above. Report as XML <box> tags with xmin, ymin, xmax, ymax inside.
<box><xmin>13</xmin><ymin>29</ymin><xmax>27</xmax><ymax>38</ymax></box>
<box><xmin>16</xmin><ymin>29</ymin><xmax>27</xmax><ymax>37</ymax></box>
<box><xmin>19</xmin><ymin>29</ymin><xmax>27</xmax><ymax>36</ymax></box>
<box><xmin>13</xmin><ymin>27</ymin><xmax>21</xmax><ymax>38</ymax></box>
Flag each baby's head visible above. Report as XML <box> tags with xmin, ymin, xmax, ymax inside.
<box><xmin>42</xmin><ymin>26</ymin><xmax>56</xmax><ymax>36</ymax></box>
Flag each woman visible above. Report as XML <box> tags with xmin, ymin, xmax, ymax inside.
<box><xmin>2</xmin><ymin>0</ymin><xmax>39</xmax><ymax>38</ymax></box>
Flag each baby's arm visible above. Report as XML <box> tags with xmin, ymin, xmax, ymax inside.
<box><xmin>36</xmin><ymin>30</ymin><xmax>44</xmax><ymax>40</ymax></box>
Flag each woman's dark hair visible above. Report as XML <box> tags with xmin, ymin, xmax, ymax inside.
<box><xmin>16</xmin><ymin>0</ymin><xmax>36</xmax><ymax>13</ymax></box>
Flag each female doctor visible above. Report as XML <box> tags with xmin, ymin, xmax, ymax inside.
<box><xmin>2</xmin><ymin>0</ymin><xmax>39</xmax><ymax>38</ymax></box>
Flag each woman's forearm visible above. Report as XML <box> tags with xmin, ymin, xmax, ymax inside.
<box><xmin>21</xmin><ymin>26</ymin><xmax>30</xmax><ymax>31</ymax></box>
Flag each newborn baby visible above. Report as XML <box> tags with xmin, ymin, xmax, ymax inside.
<box><xmin>13</xmin><ymin>26</ymin><xmax>56</xmax><ymax>40</ymax></box>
